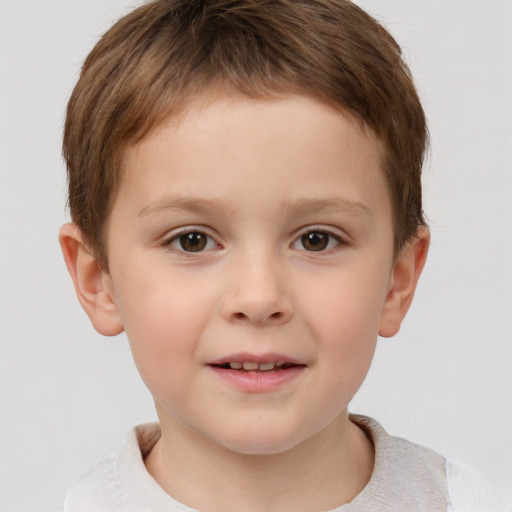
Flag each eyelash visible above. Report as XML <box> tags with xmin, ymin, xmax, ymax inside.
<box><xmin>162</xmin><ymin>228</ymin><xmax>218</xmax><ymax>253</ymax></box>
<box><xmin>161</xmin><ymin>227</ymin><xmax>347</xmax><ymax>254</ymax></box>
<box><xmin>291</xmin><ymin>228</ymin><xmax>345</xmax><ymax>252</ymax></box>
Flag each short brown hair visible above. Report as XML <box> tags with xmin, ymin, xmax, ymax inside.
<box><xmin>63</xmin><ymin>0</ymin><xmax>428</xmax><ymax>269</ymax></box>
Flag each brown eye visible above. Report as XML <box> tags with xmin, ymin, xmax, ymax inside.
<box><xmin>300</xmin><ymin>231</ymin><xmax>330</xmax><ymax>251</ymax></box>
<box><xmin>174</xmin><ymin>232</ymin><xmax>211</xmax><ymax>252</ymax></box>
<box><xmin>167</xmin><ymin>229</ymin><xmax>218</xmax><ymax>253</ymax></box>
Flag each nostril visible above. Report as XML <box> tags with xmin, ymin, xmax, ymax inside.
<box><xmin>231</xmin><ymin>310</ymin><xmax>284</xmax><ymax>322</ymax></box>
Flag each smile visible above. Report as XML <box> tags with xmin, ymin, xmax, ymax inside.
<box><xmin>208</xmin><ymin>355</ymin><xmax>306</xmax><ymax>392</ymax></box>
<box><xmin>212</xmin><ymin>361</ymin><xmax>301</xmax><ymax>372</ymax></box>
<box><xmin>207</xmin><ymin>352</ymin><xmax>307</xmax><ymax>392</ymax></box>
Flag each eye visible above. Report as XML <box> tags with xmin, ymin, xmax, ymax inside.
<box><xmin>293</xmin><ymin>230</ymin><xmax>342</xmax><ymax>252</ymax></box>
<box><xmin>168</xmin><ymin>231</ymin><xmax>217</xmax><ymax>253</ymax></box>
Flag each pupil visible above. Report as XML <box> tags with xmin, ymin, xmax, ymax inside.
<box><xmin>180</xmin><ymin>232</ymin><xmax>207</xmax><ymax>252</ymax></box>
<box><xmin>302</xmin><ymin>232</ymin><xmax>328</xmax><ymax>251</ymax></box>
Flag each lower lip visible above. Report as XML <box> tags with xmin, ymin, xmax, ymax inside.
<box><xmin>208</xmin><ymin>365</ymin><xmax>305</xmax><ymax>393</ymax></box>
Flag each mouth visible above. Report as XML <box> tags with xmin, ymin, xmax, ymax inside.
<box><xmin>207</xmin><ymin>355</ymin><xmax>306</xmax><ymax>391</ymax></box>
<box><xmin>210</xmin><ymin>361</ymin><xmax>303</xmax><ymax>372</ymax></box>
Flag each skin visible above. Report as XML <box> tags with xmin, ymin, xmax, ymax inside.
<box><xmin>60</xmin><ymin>94</ymin><xmax>429</xmax><ymax>512</ymax></box>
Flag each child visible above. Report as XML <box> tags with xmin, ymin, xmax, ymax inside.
<box><xmin>57</xmin><ymin>0</ymin><xmax>506</xmax><ymax>510</ymax></box>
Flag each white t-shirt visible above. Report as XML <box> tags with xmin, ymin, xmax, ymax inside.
<box><xmin>64</xmin><ymin>415</ymin><xmax>509</xmax><ymax>511</ymax></box>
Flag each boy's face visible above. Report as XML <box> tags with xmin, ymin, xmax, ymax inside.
<box><xmin>93</xmin><ymin>95</ymin><xmax>417</xmax><ymax>454</ymax></box>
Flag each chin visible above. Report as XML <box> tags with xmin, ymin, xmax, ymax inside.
<box><xmin>210</xmin><ymin>425</ymin><xmax>309</xmax><ymax>456</ymax></box>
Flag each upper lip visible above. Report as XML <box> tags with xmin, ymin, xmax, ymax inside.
<box><xmin>208</xmin><ymin>353</ymin><xmax>305</xmax><ymax>366</ymax></box>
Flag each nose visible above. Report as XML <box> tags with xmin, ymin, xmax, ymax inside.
<box><xmin>220</xmin><ymin>251</ymin><xmax>293</xmax><ymax>326</ymax></box>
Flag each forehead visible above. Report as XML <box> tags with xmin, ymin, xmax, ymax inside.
<box><xmin>114</xmin><ymin>94</ymin><xmax>390</xmax><ymax>224</ymax></box>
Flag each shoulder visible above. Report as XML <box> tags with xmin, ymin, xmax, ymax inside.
<box><xmin>348</xmin><ymin>415</ymin><xmax>511</xmax><ymax>512</ymax></box>
<box><xmin>446</xmin><ymin>460</ymin><xmax>512</xmax><ymax>512</ymax></box>
<box><xmin>64</xmin><ymin>454</ymin><xmax>120</xmax><ymax>511</ymax></box>
<box><xmin>348</xmin><ymin>414</ymin><xmax>448</xmax><ymax>510</ymax></box>
<box><xmin>64</xmin><ymin>423</ymin><xmax>185</xmax><ymax>511</ymax></box>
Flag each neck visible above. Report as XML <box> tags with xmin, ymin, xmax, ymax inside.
<box><xmin>145</xmin><ymin>410</ymin><xmax>374</xmax><ymax>512</ymax></box>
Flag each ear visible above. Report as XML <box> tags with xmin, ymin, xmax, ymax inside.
<box><xmin>58</xmin><ymin>223</ymin><xmax>124</xmax><ymax>336</ymax></box>
<box><xmin>378</xmin><ymin>227</ymin><xmax>430</xmax><ymax>338</ymax></box>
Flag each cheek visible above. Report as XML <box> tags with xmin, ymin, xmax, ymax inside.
<box><xmin>298</xmin><ymin>266</ymin><xmax>387</xmax><ymax>393</ymax></box>
<box><xmin>302</xmin><ymin>265</ymin><xmax>390</xmax><ymax>341</ymax></box>
<box><xmin>112</xmin><ymin>271</ymin><xmax>215</xmax><ymax>390</ymax></box>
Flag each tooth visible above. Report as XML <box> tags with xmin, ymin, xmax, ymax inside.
<box><xmin>243</xmin><ymin>361</ymin><xmax>259</xmax><ymax>370</ymax></box>
<box><xmin>276</xmin><ymin>361</ymin><xmax>285</xmax><ymax>368</ymax></box>
<box><xmin>229</xmin><ymin>362</ymin><xmax>243</xmax><ymax>369</ymax></box>
<box><xmin>258</xmin><ymin>362</ymin><xmax>275</xmax><ymax>371</ymax></box>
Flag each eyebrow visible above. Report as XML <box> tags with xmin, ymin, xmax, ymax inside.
<box><xmin>281</xmin><ymin>197</ymin><xmax>374</xmax><ymax>220</ymax></box>
<box><xmin>138</xmin><ymin>196</ymin><xmax>235</xmax><ymax>218</ymax></box>
<box><xmin>139</xmin><ymin>195</ymin><xmax>373</xmax><ymax>220</ymax></box>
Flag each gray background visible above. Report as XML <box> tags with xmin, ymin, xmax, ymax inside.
<box><xmin>1</xmin><ymin>1</ymin><xmax>511</xmax><ymax>510</ymax></box>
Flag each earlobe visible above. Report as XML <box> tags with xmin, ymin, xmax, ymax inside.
<box><xmin>58</xmin><ymin>223</ymin><xmax>124</xmax><ymax>336</ymax></box>
<box><xmin>378</xmin><ymin>227</ymin><xmax>430</xmax><ymax>338</ymax></box>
